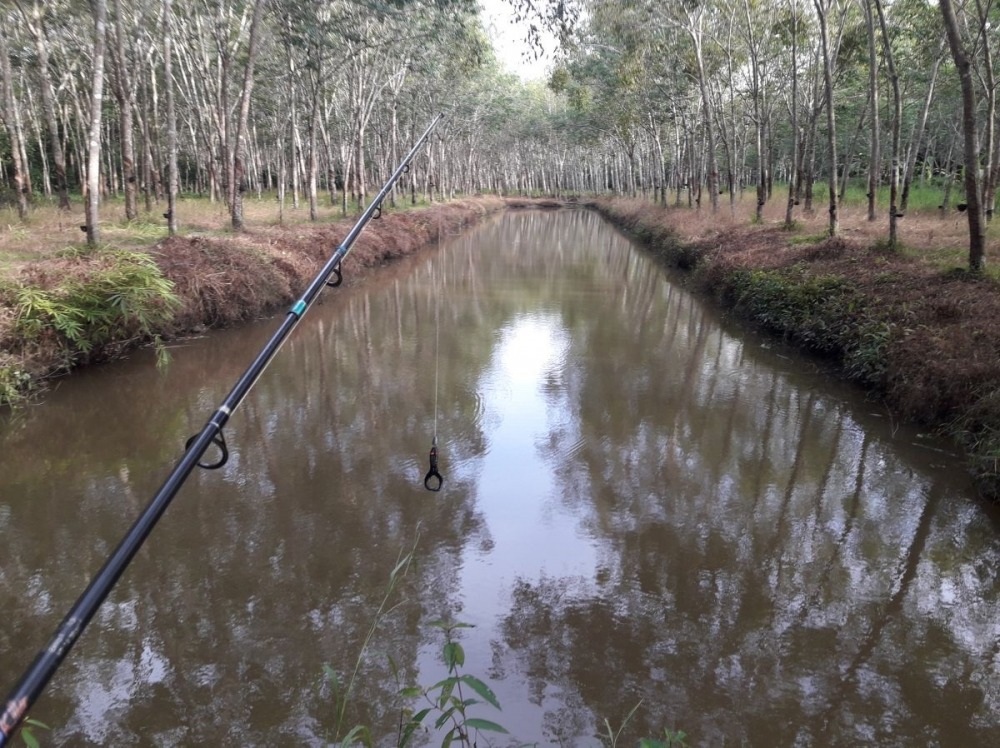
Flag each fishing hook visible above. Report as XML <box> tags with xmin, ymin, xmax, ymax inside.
<box><xmin>424</xmin><ymin>437</ymin><xmax>443</xmax><ymax>492</ymax></box>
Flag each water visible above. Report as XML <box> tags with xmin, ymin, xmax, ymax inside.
<box><xmin>2</xmin><ymin>209</ymin><xmax>1000</xmax><ymax>746</ymax></box>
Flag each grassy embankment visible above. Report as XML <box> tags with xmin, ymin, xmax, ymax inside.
<box><xmin>592</xmin><ymin>190</ymin><xmax>1000</xmax><ymax>497</ymax></box>
<box><xmin>0</xmin><ymin>194</ymin><xmax>504</xmax><ymax>406</ymax></box>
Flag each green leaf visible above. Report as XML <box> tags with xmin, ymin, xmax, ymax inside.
<box><xmin>434</xmin><ymin>705</ymin><xmax>458</xmax><ymax>730</ymax></box>
<box><xmin>429</xmin><ymin>676</ymin><xmax>458</xmax><ymax>693</ymax></box>
<box><xmin>340</xmin><ymin>724</ymin><xmax>372</xmax><ymax>747</ymax></box>
<box><xmin>459</xmin><ymin>674</ymin><xmax>501</xmax><ymax>710</ymax></box>
<box><xmin>442</xmin><ymin>642</ymin><xmax>465</xmax><ymax>670</ymax></box>
<box><xmin>439</xmin><ymin>678</ymin><xmax>456</xmax><ymax>708</ymax></box>
<box><xmin>400</xmin><ymin>709</ymin><xmax>433</xmax><ymax>748</ymax></box>
<box><xmin>398</xmin><ymin>686</ymin><xmax>423</xmax><ymax>699</ymax></box>
<box><xmin>409</xmin><ymin>707</ymin><xmax>433</xmax><ymax>725</ymax></box>
<box><xmin>24</xmin><ymin>720</ymin><xmax>50</xmax><ymax>730</ymax></box>
<box><xmin>464</xmin><ymin>718</ymin><xmax>509</xmax><ymax>734</ymax></box>
<box><xmin>22</xmin><ymin>730</ymin><xmax>40</xmax><ymax>748</ymax></box>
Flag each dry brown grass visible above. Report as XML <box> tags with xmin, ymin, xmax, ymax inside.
<box><xmin>647</xmin><ymin>192</ymin><xmax>1000</xmax><ymax>270</ymax></box>
<box><xmin>0</xmin><ymin>192</ymin><xmax>450</xmax><ymax>272</ymax></box>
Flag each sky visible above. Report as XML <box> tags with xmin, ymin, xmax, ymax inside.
<box><xmin>477</xmin><ymin>0</ymin><xmax>557</xmax><ymax>81</ymax></box>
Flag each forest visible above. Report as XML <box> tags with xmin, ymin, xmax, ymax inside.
<box><xmin>0</xmin><ymin>0</ymin><xmax>997</xmax><ymax>267</ymax></box>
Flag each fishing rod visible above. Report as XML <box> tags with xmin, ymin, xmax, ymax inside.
<box><xmin>0</xmin><ymin>112</ymin><xmax>444</xmax><ymax>747</ymax></box>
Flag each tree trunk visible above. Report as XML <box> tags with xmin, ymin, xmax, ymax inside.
<box><xmin>689</xmin><ymin>13</ymin><xmax>719</xmax><ymax>212</ymax></box>
<box><xmin>976</xmin><ymin>0</ymin><xmax>998</xmax><ymax>221</ymax></box>
<box><xmin>307</xmin><ymin>64</ymin><xmax>320</xmax><ymax>221</ymax></box>
<box><xmin>863</xmin><ymin>0</ymin><xmax>880</xmax><ymax>221</ymax></box>
<box><xmin>85</xmin><ymin>0</ymin><xmax>108</xmax><ymax>247</ymax></box>
<box><xmin>815</xmin><ymin>0</ymin><xmax>839</xmax><ymax>236</ymax></box>
<box><xmin>16</xmin><ymin>0</ymin><xmax>70</xmax><ymax>209</ymax></box>
<box><xmin>0</xmin><ymin>24</ymin><xmax>29</xmax><ymax>219</ymax></box>
<box><xmin>785</xmin><ymin>0</ymin><xmax>799</xmax><ymax>226</ymax></box>
<box><xmin>230</xmin><ymin>0</ymin><xmax>266</xmax><ymax>230</ymax></box>
<box><xmin>873</xmin><ymin>0</ymin><xmax>901</xmax><ymax>248</ymax></box>
<box><xmin>901</xmin><ymin>39</ymin><xmax>944</xmax><ymax>212</ymax></box>
<box><xmin>940</xmin><ymin>0</ymin><xmax>986</xmax><ymax>270</ymax></box>
<box><xmin>163</xmin><ymin>0</ymin><xmax>177</xmax><ymax>236</ymax></box>
<box><xmin>109</xmin><ymin>0</ymin><xmax>137</xmax><ymax>221</ymax></box>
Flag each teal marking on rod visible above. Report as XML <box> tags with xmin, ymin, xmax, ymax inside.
<box><xmin>292</xmin><ymin>300</ymin><xmax>306</xmax><ymax>317</ymax></box>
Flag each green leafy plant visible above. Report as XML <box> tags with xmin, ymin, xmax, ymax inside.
<box><xmin>12</xmin><ymin>249</ymin><xmax>179</xmax><ymax>358</ymax></box>
<box><xmin>19</xmin><ymin>717</ymin><xmax>51</xmax><ymax>748</ymax></box>
<box><xmin>640</xmin><ymin>728</ymin><xmax>688</xmax><ymax>748</ymax></box>
<box><xmin>397</xmin><ymin>621</ymin><xmax>509</xmax><ymax>747</ymax></box>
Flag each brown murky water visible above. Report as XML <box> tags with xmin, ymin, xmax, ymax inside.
<box><xmin>2</xmin><ymin>208</ymin><xmax>1000</xmax><ymax>746</ymax></box>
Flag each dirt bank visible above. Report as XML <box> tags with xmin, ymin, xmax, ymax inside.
<box><xmin>592</xmin><ymin>197</ymin><xmax>1000</xmax><ymax>498</ymax></box>
<box><xmin>0</xmin><ymin>197</ymin><xmax>504</xmax><ymax>405</ymax></box>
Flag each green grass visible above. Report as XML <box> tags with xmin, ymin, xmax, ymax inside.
<box><xmin>828</xmin><ymin>179</ymin><xmax>962</xmax><ymax>213</ymax></box>
<box><xmin>787</xmin><ymin>232</ymin><xmax>828</xmax><ymax>246</ymax></box>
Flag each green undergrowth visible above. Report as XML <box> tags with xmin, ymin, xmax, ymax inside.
<box><xmin>0</xmin><ymin>248</ymin><xmax>179</xmax><ymax>406</ymax></box>
<box><xmin>786</xmin><ymin>232</ymin><xmax>828</xmax><ymax>246</ymax></box>
<box><xmin>715</xmin><ymin>266</ymin><xmax>891</xmax><ymax>386</ymax></box>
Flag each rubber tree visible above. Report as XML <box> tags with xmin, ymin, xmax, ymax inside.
<box><xmin>741</xmin><ymin>0</ymin><xmax>769</xmax><ymax>222</ymax></box>
<box><xmin>229</xmin><ymin>0</ymin><xmax>266</xmax><ymax>230</ymax></box>
<box><xmin>873</xmin><ymin>0</ymin><xmax>901</xmax><ymax>249</ymax></box>
<box><xmin>677</xmin><ymin>2</ymin><xmax>720</xmax><ymax>212</ymax></box>
<box><xmin>900</xmin><ymin>35</ymin><xmax>945</xmax><ymax>213</ymax></box>
<box><xmin>84</xmin><ymin>0</ymin><xmax>108</xmax><ymax>247</ymax></box>
<box><xmin>862</xmin><ymin>0</ymin><xmax>879</xmax><ymax>222</ymax></box>
<box><xmin>108</xmin><ymin>0</ymin><xmax>139</xmax><ymax>221</ymax></box>
<box><xmin>940</xmin><ymin>0</ymin><xmax>986</xmax><ymax>270</ymax></box>
<box><xmin>13</xmin><ymin>0</ymin><xmax>71</xmax><ymax>209</ymax></box>
<box><xmin>813</xmin><ymin>0</ymin><xmax>839</xmax><ymax>236</ymax></box>
<box><xmin>0</xmin><ymin>22</ymin><xmax>30</xmax><ymax>219</ymax></box>
<box><xmin>164</xmin><ymin>0</ymin><xmax>178</xmax><ymax>236</ymax></box>
<box><xmin>784</xmin><ymin>0</ymin><xmax>800</xmax><ymax>227</ymax></box>
<box><xmin>974</xmin><ymin>0</ymin><xmax>998</xmax><ymax>221</ymax></box>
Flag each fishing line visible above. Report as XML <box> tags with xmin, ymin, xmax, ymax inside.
<box><xmin>424</xmin><ymin>231</ymin><xmax>444</xmax><ymax>492</ymax></box>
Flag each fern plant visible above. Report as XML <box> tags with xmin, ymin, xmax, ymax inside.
<box><xmin>12</xmin><ymin>249</ymin><xmax>179</xmax><ymax>358</ymax></box>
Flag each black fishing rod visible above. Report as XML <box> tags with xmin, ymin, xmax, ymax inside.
<box><xmin>0</xmin><ymin>112</ymin><xmax>444</xmax><ymax>747</ymax></box>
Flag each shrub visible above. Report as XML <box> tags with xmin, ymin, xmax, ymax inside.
<box><xmin>12</xmin><ymin>249</ymin><xmax>179</xmax><ymax>362</ymax></box>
